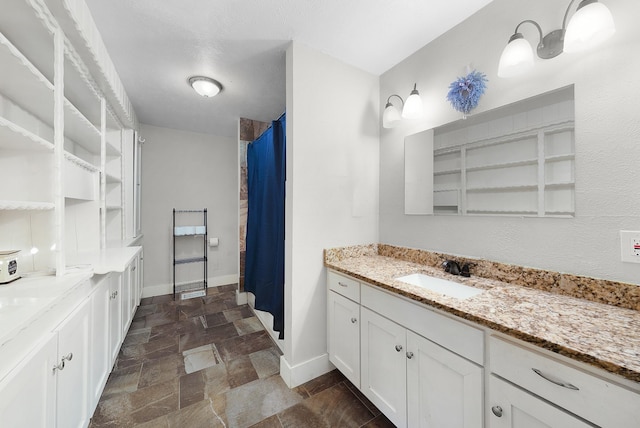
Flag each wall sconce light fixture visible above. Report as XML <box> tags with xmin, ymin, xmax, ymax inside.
<box><xmin>497</xmin><ymin>0</ymin><xmax>615</xmax><ymax>78</ymax></box>
<box><xmin>189</xmin><ymin>76</ymin><xmax>223</xmax><ymax>97</ymax></box>
<box><xmin>383</xmin><ymin>83</ymin><xmax>424</xmax><ymax>128</ymax></box>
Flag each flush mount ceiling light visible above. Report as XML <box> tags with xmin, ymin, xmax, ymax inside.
<box><xmin>188</xmin><ymin>76</ymin><xmax>222</xmax><ymax>97</ymax></box>
<box><xmin>497</xmin><ymin>0</ymin><xmax>615</xmax><ymax>78</ymax></box>
<box><xmin>382</xmin><ymin>83</ymin><xmax>424</xmax><ymax>128</ymax></box>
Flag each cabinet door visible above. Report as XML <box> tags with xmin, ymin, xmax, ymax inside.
<box><xmin>131</xmin><ymin>253</ymin><xmax>141</xmax><ymax>308</ymax></box>
<box><xmin>407</xmin><ymin>331</ymin><xmax>483</xmax><ymax>428</ymax></box>
<box><xmin>328</xmin><ymin>291</ymin><xmax>360</xmax><ymax>387</ymax></box>
<box><xmin>109</xmin><ymin>272</ymin><xmax>123</xmax><ymax>366</ymax></box>
<box><xmin>90</xmin><ymin>275</ymin><xmax>111</xmax><ymax>413</ymax></box>
<box><xmin>361</xmin><ymin>307</ymin><xmax>407</xmax><ymax>428</ymax></box>
<box><xmin>0</xmin><ymin>333</ymin><xmax>57</xmax><ymax>428</ymax></box>
<box><xmin>122</xmin><ymin>264</ymin><xmax>132</xmax><ymax>335</ymax></box>
<box><xmin>56</xmin><ymin>297</ymin><xmax>92</xmax><ymax>428</ymax></box>
<box><xmin>489</xmin><ymin>376</ymin><xmax>591</xmax><ymax>428</ymax></box>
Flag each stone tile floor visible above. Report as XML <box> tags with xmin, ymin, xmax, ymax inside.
<box><xmin>90</xmin><ymin>284</ymin><xmax>395</xmax><ymax>428</ymax></box>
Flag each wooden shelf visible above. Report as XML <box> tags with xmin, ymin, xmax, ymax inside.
<box><xmin>64</xmin><ymin>98</ymin><xmax>101</xmax><ymax>154</ymax></box>
<box><xmin>0</xmin><ymin>200</ymin><xmax>54</xmax><ymax>211</ymax></box>
<box><xmin>0</xmin><ymin>32</ymin><xmax>54</xmax><ymax>127</ymax></box>
<box><xmin>105</xmin><ymin>173</ymin><xmax>122</xmax><ymax>184</ymax></box>
<box><xmin>545</xmin><ymin>154</ymin><xmax>575</xmax><ymax>163</ymax></box>
<box><xmin>467</xmin><ymin>209</ymin><xmax>538</xmax><ymax>216</ymax></box>
<box><xmin>467</xmin><ymin>185</ymin><xmax>538</xmax><ymax>193</ymax></box>
<box><xmin>0</xmin><ymin>117</ymin><xmax>53</xmax><ymax>151</ymax></box>
<box><xmin>433</xmin><ymin>168</ymin><xmax>461</xmax><ymax>176</ymax></box>
<box><xmin>545</xmin><ymin>182</ymin><xmax>575</xmax><ymax>189</ymax></box>
<box><xmin>64</xmin><ymin>151</ymin><xmax>100</xmax><ymax>173</ymax></box>
<box><xmin>466</xmin><ymin>158</ymin><xmax>538</xmax><ymax>173</ymax></box>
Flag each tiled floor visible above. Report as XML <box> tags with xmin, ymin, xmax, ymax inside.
<box><xmin>90</xmin><ymin>284</ymin><xmax>395</xmax><ymax>428</ymax></box>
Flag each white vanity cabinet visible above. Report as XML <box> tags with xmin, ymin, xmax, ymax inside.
<box><xmin>489</xmin><ymin>336</ymin><xmax>640</xmax><ymax>428</ymax></box>
<box><xmin>327</xmin><ymin>271</ymin><xmax>361</xmax><ymax>387</ymax></box>
<box><xmin>361</xmin><ymin>306</ymin><xmax>408</xmax><ymax>427</ymax></box>
<box><xmin>55</xmin><ymin>296</ymin><xmax>92</xmax><ymax>428</ymax></box>
<box><xmin>328</xmin><ymin>269</ymin><xmax>484</xmax><ymax>428</ymax></box>
<box><xmin>89</xmin><ymin>275</ymin><xmax>111</xmax><ymax>413</ymax></box>
<box><xmin>0</xmin><ymin>292</ymin><xmax>92</xmax><ymax>428</ymax></box>
<box><xmin>488</xmin><ymin>376</ymin><xmax>591</xmax><ymax>428</ymax></box>
<box><xmin>108</xmin><ymin>272</ymin><xmax>123</xmax><ymax>367</ymax></box>
<box><xmin>0</xmin><ymin>332</ymin><xmax>58</xmax><ymax>427</ymax></box>
<box><xmin>360</xmin><ymin>301</ymin><xmax>483</xmax><ymax>428</ymax></box>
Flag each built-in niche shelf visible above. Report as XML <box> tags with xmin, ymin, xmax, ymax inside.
<box><xmin>0</xmin><ymin>200</ymin><xmax>55</xmax><ymax>211</ymax></box>
<box><xmin>431</xmin><ymin>86</ymin><xmax>575</xmax><ymax>217</ymax></box>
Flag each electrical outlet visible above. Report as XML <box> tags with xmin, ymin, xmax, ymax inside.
<box><xmin>620</xmin><ymin>230</ymin><xmax>640</xmax><ymax>263</ymax></box>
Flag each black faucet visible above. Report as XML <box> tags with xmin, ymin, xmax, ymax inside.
<box><xmin>442</xmin><ymin>260</ymin><xmax>472</xmax><ymax>277</ymax></box>
<box><xmin>442</xmin><ymin>260</ymin><xmax>461</xmax><ymax>275</ymax></box>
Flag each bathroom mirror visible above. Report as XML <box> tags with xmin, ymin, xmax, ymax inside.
<box><xmin>405</xmin><ymin>85</ymin><xmax>575</xmax><ymax>217</ymax></box>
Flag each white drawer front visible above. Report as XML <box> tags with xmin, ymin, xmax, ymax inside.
<box><xmin>490</xmin><ymin>336</ymin><xmax>640</xmax><ymax>428</ymax></box>
<box><xmin>361</xmin><ymin>283</ymin><xmax>484</xmax><ymax>365</ymax></box>
<box><xmin>327</xmin><ymin>270</ymin><xmax>360</xmax><ymax>302</ymax></box>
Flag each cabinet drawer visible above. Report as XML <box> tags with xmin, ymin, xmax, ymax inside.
<box><xmin>490</xmin><ymin>336</ymin><xmax>640</xmax><ymax>428</ymax></box>
<box><xmin>327</xmin><ymin>270</ymin><xmax>360</xmax><ymax>302</ymax></box>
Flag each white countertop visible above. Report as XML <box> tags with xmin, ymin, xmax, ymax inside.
<box><xmin>0</xmin><ymin>246</ymin><xmax>142</xmax><ymax>381</ymax></box>
<box><xmin>67</xmin><ymin>246</ymin><xmax>142</xmax><ymax>274</ymax></box>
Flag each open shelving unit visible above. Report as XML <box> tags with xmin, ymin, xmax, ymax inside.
<box><xmin>0</xmin><ymin>0</ymin><xmax>139</xmax><ymax>275</ymax></box>
<box><xmin>432</xmin><ymin>86</ymin><xmax>575</xmax><ymax>217</ymax></box>
<box><xmin>173</xmin><ymin>209</ymin><xmax>208</xmax><ymax>299</ymax></box>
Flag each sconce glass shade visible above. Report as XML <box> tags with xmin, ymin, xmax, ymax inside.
<box><xmin>402</xmin><ymin>84</ymin><xmax>424</xmax><ymax>119</ymax></box>
<box><xmin>497</xmin><ymin>33</ymin><xmax>535</xmax><ymax>78</ymax></box>
<box><xmin>564</xmin><ymin>1</ymin><xmax>615</xmax><ymax>53</ymax></box>
<box><xmin>383</xmin><ymin>102</ymin><xmax>402</xmax><ymax>128</ymax></box>
<box><xmin>189</xmin><ymin>76</ymin><xmax>222</xmax><ymax>97</ymax></box>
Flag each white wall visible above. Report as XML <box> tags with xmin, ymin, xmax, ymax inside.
<box><xmin>282</xmin><ymin>41</ymin><xmax>380</xmax><ymax>387</ymax></box>
<box><xmin>140</xmin><ymin>124</ymin><xmax>238</xmax><ymax>297</ymax></box>
<box><xmin>379</xmin><ymin>0</ymin><xmax>640</xmax><ymax>285</ymax></box>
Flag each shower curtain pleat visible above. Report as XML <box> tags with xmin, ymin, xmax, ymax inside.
<box><xmin>245</xmin><ymin>114</ymin><xmax>286</xmax><ymax>339</ymax></box>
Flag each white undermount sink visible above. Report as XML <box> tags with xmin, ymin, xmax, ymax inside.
<box><xmin>396</xmin><ymin>273</ymin><xmax>483</xmax><ymax>299</ymax></box>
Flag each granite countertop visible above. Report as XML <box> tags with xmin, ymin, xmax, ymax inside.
<box><xmin>325</xmin><ymin>247</ymin><xmax>640</xmax><ymax>384</ymax></box>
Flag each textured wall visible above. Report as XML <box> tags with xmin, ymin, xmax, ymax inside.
<box><xmin>284</xmin><ymin>42</ymin><xmax>380</xmax><ymax>384</ymax></box>
<box><xmin>379</xmin><ymin>0</ymin><xmax>640</xmax><ymax>285</ymax></box>
<box><xmin>140</xmin><ymin>124</ymin><xmax>238</xmax><ymax>296</ymax></box>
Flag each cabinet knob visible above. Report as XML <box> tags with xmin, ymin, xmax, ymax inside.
<box><xmin>52</xmin><ymin>360</ymin><xmax>65</xmax><ymax>372</ymax></box>
<box><xmin>62</xmin><ymin>352</ymin><xmax>73</xmax><ymax>362</ymax></box>
<box><xmin>406</xmin><ymin>351</ymin><xmax>414</xmax><ymax>359</ymax></box>
<box><xmin>338</xmin><ymin>282</ymin><xmax>348</xmax><ymax>287</ymax></box>
<box><xmin>395</xmin><ymin>344</ymin><xmax>403</xmax><ymax>352</ymax></box>
<box><xmin>491</xmin><ymin>406</ymin><xmax>503</xmax><ymax>417</ymax></box>
<box><xmin>350</xmin><ymin>317</ymin><xmax>357</xmax><ymax>324</ymax></box>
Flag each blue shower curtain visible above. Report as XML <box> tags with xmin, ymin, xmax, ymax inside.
<box><xmin>245</xmin><ymin>113</ymin><xmax>286</xmax><ymax>339</ymax></box>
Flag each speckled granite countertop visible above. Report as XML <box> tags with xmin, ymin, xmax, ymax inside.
<box><xmin>325</xmin><ymin>245</ymin><xmax>640</xmax><ymax>384</ymax></box>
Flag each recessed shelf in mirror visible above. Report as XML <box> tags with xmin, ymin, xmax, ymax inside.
<box><xmin>405</xmin><ymin>85</ymin><xmax>575</xmax><ymax>218</ymax></box>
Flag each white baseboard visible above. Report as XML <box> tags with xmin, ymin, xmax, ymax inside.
<box><xmin>279</xmin><ymin>353</ymin><xmax>334</xmax><ymax>388</ymax></box>
<box><xmin>236</xmin><ymin>291</ymin><xmax>248</xmax><ymax>305</ymax></box>
<box><xmin>141</xmin><ymin>274</ymin><xmax>238</xmax><ymax>298</ymax></box>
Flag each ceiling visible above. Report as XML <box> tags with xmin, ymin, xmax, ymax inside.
<box><xmin>85</xmin><ymin>0</ymin><xmax>494</xmax><ymax>138</ymax></box>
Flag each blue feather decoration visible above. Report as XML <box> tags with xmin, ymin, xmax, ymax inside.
<box><xmin>446</xmin><ymin>70</ymin><xmax>488</xmax><ymax>115</ymax></box>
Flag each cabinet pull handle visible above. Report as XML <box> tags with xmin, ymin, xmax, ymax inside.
<box><xmin>338</xmin><ymin>282</ymin><xmax>348</xmax><ymax>287</ymax></box>
<box><xmin>132</xmin><ymin>266</ymin><xmax>136</xmax><ymax>271</ymax></box>
<box><xmin>406</xmin><ymin>351</ymin><xmax>414</xmax><ymax>359</ymax></box>
<box><xmin>491</xmin><ymin>406</ymin><xmax>503</xmax><ymax>417</ymax></box>
<box><xmin>395</xmin><ymin>345</ymin><xmax>403</xmax><ymax>352</ymax></box>
<box><xmin>62</xmin><ymin>353</ymin><xmax>73</xmax><ymax>362</ymax></box>
<box><xmin>53</xmin><ymin>360</ymin><xmax>65</xmax><ymax>372</ymax></box>
<box><xmin>532</xmin><ymin>368</ymin><xmax>579</xmax><ymax>391</ymax></box>
<box><xmin>350</xmin><ymin>317</ymin><xmax>357</xmax><ymax>324</ymax></box>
